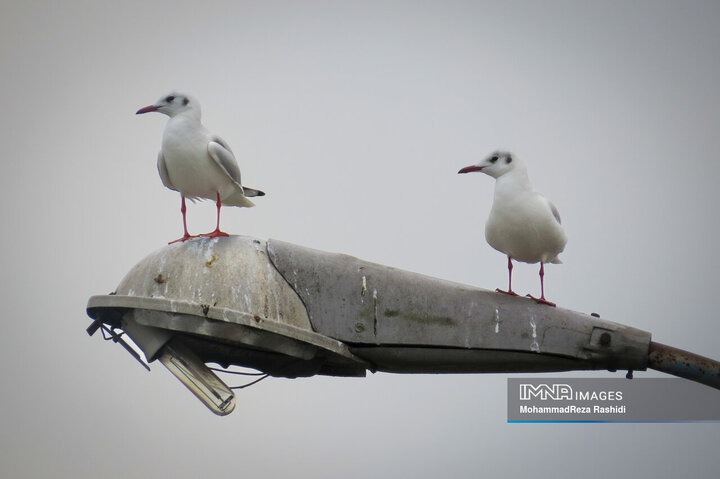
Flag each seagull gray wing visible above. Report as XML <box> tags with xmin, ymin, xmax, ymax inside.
<box><xmin>208</xmin><ymin>137</ymin><xmax>242</xmax><ymax>186</ymax></box>
<box><xmin>548</xmin><ymin>200</ymin><xmax>562</xmax><ymax>225</ymax></box>
<box><xmin>157</xmin><ymin>151</ymin><xmax>177</xmax><ymax>191</ymax></box>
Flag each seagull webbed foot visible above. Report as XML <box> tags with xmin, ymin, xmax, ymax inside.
<box><xmin>496</xmin><ymin>288</ymin><xmax>519</xmax><ymax>297</ymax></box>
<box><xmin>200</xmin><ymin>229</ymin><xmax>229</xmax><ymax>239</ymax></box>
<box><xmin>168</xmin><ymin>233</ymin><xmax>197</xmax><ymax>244</ymax></box>
<box><xmin>526</xmin><ymin>294</ymin><xmax>556</xmax><ymax>307</ymax></box>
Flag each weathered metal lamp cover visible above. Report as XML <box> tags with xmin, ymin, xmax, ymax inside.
<box><xmin>86</xmin><ymin>235</ymin><xmax>716</xmax><ymax>415</ymax></box>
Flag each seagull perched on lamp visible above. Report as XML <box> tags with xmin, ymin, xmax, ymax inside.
<box><xmin>458</xmin><ymin>151</ymin><xmax>566</xmax><ymax>306</ymax></box>
<box><xmin>137</xmin><ymin>92</ymin><xmax>265</xmax><ymax>243</ymax></box>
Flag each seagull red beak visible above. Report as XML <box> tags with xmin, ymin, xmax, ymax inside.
<box><xmin>136</xmin><ymin>105</ymin><xmax>160</xmax><ymax>114</ymax></box>
<box><xmin>458</xmin><ymin>165</ymin><xmax>484</xmax><ymax>174</ymax></box>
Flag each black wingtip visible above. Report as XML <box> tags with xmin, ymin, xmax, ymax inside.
<box><xmin>243</xmin><ymin>187</ymin><xmax>266</xmax><ymax>198</ymax></box>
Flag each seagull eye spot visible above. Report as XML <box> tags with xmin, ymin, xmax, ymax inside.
<box><xmin>490</xmin><ymin>156</ymin><xmax>498</xmax><ymax>163</ymax></box>
<box><xmin>506</xmin><ymin>156</ymin><xmax>512</xmax><ymax>164</ymax></box>
<box><xmin>183</xmin><ymin>97</ymin><xmax>189</xmax><ymax>106</ymax></box>
<box><xmin>166</xmin><ymin>95</ymin><xmax>175</xmax><ymax>102</ymax></box>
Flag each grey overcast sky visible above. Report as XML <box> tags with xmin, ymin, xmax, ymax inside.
<box><xmin>2</xmin><ymin>1</ymin><xmax>719</xmax><ymax>477</ymax></box>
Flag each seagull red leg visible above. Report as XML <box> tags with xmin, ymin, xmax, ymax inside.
<box><xmin>169</xmin><ymin>195</ymin><xmax>196</xmax><ymax>244</ymax></box>
<box><xmin>526</xmin><ymin>262</ymin><xmax>556</xmax><ymax>307</ymax></box>
<box><xmin>201</xmin><ymin>192</ymin><xmax>230</xmax><ymax>238</ymax></box>
<box><xmin>496</xmin><ymin>256</ymin><xmax>519</xmax><ymax>296</ymax></box>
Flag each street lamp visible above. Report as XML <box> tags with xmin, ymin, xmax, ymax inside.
<box><xmin>86</xmin><ymin>236</ymin><xmax>719</xmax><ymax>415</ymax></box>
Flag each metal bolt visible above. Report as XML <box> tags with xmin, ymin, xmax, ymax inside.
<box><xmin>355</xmin><ymin>323</ymin><xmax>365</xmax><ymax>333</ymax></box>
<box><xmin>599</xmin><ymin>332</ymin><xmax>612</xmax><ymax>346</ymax></box>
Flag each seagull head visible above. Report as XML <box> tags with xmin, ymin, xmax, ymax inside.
<box><xmin>136</xmin><ymin>91</ymin><xmax>200</xmax><ymax>119</ymax></box>
<box><xmin>458</xmin><ymin>151</ymin><xmax>520</xmax><ymax>179</ymax></box>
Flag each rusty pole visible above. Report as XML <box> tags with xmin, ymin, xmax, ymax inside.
<box><xmin>648</xmin><ymin>342</ymin><xmax>720</xmax><ymax>390</ymax></box>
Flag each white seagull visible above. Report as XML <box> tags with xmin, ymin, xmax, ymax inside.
<box><xmin>458</xmin><ymin>151</ymin><xmax>567</xmax><ymax>306</ymax></box>
<box><xmin>136</xmin><ymin>92</ymin><xmax>264</xmax><ymax>243</ymax></box>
